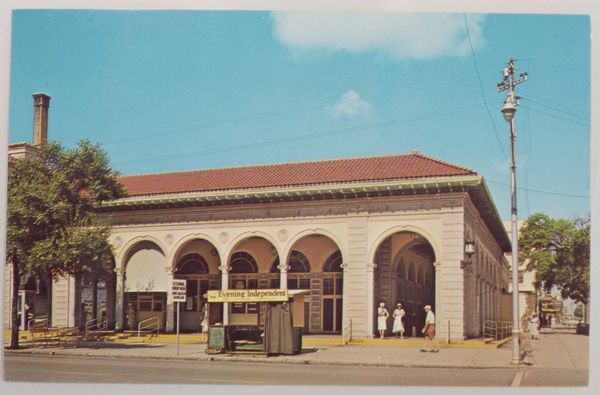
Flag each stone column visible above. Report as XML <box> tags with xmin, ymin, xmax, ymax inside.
<box><xmin>278</xmin><ymin>263</ymin><xmax>288</xmax><ymax>289</ymax></box>
<box><xmin>219</xmin><ymin>264</ymin><xmax>231</xmax><ymax>325</ymax></box>
<box><xmin>114</xmin><ymin>268</ymin><xmax>125</xmax><ymax>332</ymax></box>
<box><xmin>433</xmin><ymin>261</ymin><xmax>442</xmax><ymax>327</ymax></box>
<box><xmin>165</xmin><ymin>267</ymin><xmax>174</xmax><ymax>332</ymax></box>
<box><xmin>366</xmin><ymin>261</ymin><xmax>377</xmax><ymax>338</ymax></box>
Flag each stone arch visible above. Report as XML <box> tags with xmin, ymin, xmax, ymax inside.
<box><xmin>285</xmin><ymin>233</ymin><xmax>344</xmax><ymax>334</ymax></box>
<box><xmin>226</xmin><ymin>231</ymin><xmax>282</xmax><ymax>263</ymax></box>
<box><xmin>169</xmin><ymin>233</ymin><xmax>222</xmax><ymax>270</ymax></box>
<box><xmin>369</xmin><ymin>224</ymin><xmax>440</xmax><ymax>266</ymax></box>
<box><xmin>372</xmin><ymin>229</ymin><xmax>437</xmax><ymax>337</ymax></box>
<box><xmin>118</xmin><ymin>235</ymin><xmax>167</xmax><ymax>271</ymax></box>
<box><xmin>284</xmin><ymin>228</ymin><xmax>346</xmax><ymax>266</ymax></box>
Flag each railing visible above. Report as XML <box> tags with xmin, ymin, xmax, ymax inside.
<box><xmin>137</xmin><ymin>316</ymin><xmax>160</xmax><ymax>338</ymax></box>
<box><xmin>342</xmin><ymin>319</ymin><xmax>352</xmax><ymax>345</ymax></box>
<box><xmin>27</xmin><ymin>315</ymin><xmax>49</xmax><ymax>334</ymax></box>
<box><xmin>85</xmin><ymin>316</ymin><xmax>107</xmax><ymax>337</ymax></box>
<box><xmin>483</xmin><ymin>320</ymin><xmax>513</xmax><ymax>341</ymax></box>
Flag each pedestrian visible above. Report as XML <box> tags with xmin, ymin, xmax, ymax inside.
<box><xmin>127</xmin><ymin>303</ymin><xmax>136</xmax><ymax>331</ymax></box>
<box><xmin>377</xmin><ymin>302</ymin><xmax>389</xmax><ymax>339</ymax></box>
<box><xmin>201</xmin><ymin>313</ymin><xmax>209</xmax><ymax>342</ymax></box>
<box><xmin>421</xmin><ymin>305</ymin><xmax>438</xmax><ymax>352</ymax></box>
<box><xmin>392</xmin><ymin>303</ymin><xmax>405</xmax><ymax>339</ymax></box>
<box><xmin>528</xmin><ymin>314</ymin><xmax>540</xmax><ymax>339</ymax></box>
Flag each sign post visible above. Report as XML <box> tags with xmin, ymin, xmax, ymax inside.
<box><xmin>172</xmin><ymin>279</ymin><xmax>187</xmax><ymax>355</ymax></box>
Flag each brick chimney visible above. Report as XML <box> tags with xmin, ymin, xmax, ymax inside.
<box><xmin>32</xmin><ymin>93</ymin><xmax>50</xmax><ymax>145</ymax></box>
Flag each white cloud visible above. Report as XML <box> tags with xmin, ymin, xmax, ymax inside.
<box><xmin>270</xmin><ymin>12</ymin><xmax>486</xmax><ymax>60</ymax></box>
<box><xmin>328</xmin><ymin>90</ymin><xmax>371</xmax><ymax>118</ymax></box>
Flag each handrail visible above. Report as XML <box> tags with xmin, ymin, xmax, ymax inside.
<box><xmin>28</xmin><ymin>315</ymin><xmax>49</xmax><ymax>333</ymax></box>
<box><xmin>483</xmin><ymin>320</ymin><xmax>513</xmax><ymax>340</ymax></box>
<box><xmin>85</xmin><ymin>316</ymin><xmax>107</xmax><ymax>336</ymax></box>
<box><xmin>137</xmin><ymin>316</ymin><xmax>160</xmax><ymax>337</ymax></box>
<box><xmin>342</xmin><ymin>318</ymin><xmax>352</xmax><ymax>345</ymax></box>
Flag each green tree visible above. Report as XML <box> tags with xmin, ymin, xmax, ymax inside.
<box><xmin>574</xmin><ymin>304</ymin><xmax>584</xmax><ymax>318</ymax></box>
<box><xmin>7</xmin><ymin>140</ymin><xmax>124</xmax><ymax>349</ymax></box>
<box><xmin>519</xmin><ymin>213</ymin><xmax>590</xmax><ymax>304</ymax></box>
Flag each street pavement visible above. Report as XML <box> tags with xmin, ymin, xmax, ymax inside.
<box><xmin>4</xmin><ymin>329</ymin><xmax>588</xmax><ymax>371</ymax></box>
<box><xmin>4</xmin><ymin>353</ymin><xmax>587</xmax><ymax>386</ymax></box>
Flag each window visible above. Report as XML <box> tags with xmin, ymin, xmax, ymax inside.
<box><xmin>323</xmin><ymin>251</ymin><xmax>343</xmax><ymax>272</ymax></box>
<box><xmin>288</xmin><ymin>251</ymin><xmax>311</xmax><ymax>273</ymax></box>
<box><xmin>230</xmin><ymin>252</ymin><xmax>258</xmax><ymax>273</ymax></box>
<box><xmin>176</xmin><ymin>253</ymin><xmax>208</xmax><ymax>274</ymax></box>
<box><xmin>127</xmin><ymin>292</ymin><xmax>166</xmax><ymax>312</ymax></box>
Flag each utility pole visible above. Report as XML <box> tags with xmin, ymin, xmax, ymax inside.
<box><xmin>497</xmin><ymin>58</ymin><xmax>527</xmax><ymax>365</ymax></box>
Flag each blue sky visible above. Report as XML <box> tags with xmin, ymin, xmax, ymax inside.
<box><xmin>8</xmin><ymin>10</ymin><xmax>590</xmax><ymax>221</ymax></box>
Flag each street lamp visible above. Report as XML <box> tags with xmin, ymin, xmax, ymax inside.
<box><xmin>498</xmin><ymin>58</ymin><xmax>527</xmax><ymax>365</ymax></box>
<box><xmin>461</xmin><ymin>240</ymin><xmax>476</xmax><ymax>269</ymax></box>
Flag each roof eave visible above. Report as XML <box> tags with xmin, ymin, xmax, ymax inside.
<box><xmin>100</xmin><ymin>175</ymin><xmax>481</xmax><ymax>208</ymax></box>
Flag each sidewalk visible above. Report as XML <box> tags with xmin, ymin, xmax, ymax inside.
<box><xmin>5</xmin><ymin>329</ymin><xmax>588</xmax><ymax>370</ymax></box>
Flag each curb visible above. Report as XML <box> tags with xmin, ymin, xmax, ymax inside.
<box><xmin>4</xmin><ymin>348</ymin><xmax>534</xmax><ymax>370</ymax></box>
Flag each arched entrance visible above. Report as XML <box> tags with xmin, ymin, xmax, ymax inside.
<box><xmin>228</xmin><ymin>237</ymin><xmax>280</xmax><ymax>326</ymax></box>
<box><xmin>285</xmin><ymin>234</ymin><xmax>343</xmax><ymax>334</ymax></box>
<box><xmin>123</xmin><ymin>241</ymin><xmax>168</xmax><ymax>331</ymax></box>
<box><xmin>172</xmin><ymin>238</ymin><xmax>221</xmax><ymax>331</ymax></box>
<box><xmin>373</xmin><ymin>231</ymin><xmax>436</xmax><ymax>337</ymax></box>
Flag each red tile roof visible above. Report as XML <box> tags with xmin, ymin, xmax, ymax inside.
<box><xmin>120</xmin><ymin>152</ymin><xmax>477</xmax><ymax>197</ymax></box>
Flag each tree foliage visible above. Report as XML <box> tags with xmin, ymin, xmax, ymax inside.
<box><xmin>519</xmin><ymin>213</ymin><xmax>590</xmax><ymax>304</ymax></box>
<box><xmin>7</xmin><ymin>140</ymin><xmax>125</xmax><ymax>348</ymax></box>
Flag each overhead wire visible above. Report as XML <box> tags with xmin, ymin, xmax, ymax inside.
<box><xmin>463</xmin><ymin>13</ymin><xmax>508</xmax><ymax>161</ymax></box>
<box><xmin>114</xmin><ymin>101</ymin><xmax>497</xmax><ymax>166</ymax></box>
<box><xmin>486</xmin><ymin>179</ymin><xmax>589</xmax><ymax>199</ymax></box>
<box><xmin>102</xmin><ymin>69</ymin><xmax>492</xmax><ymax>147</ymax></box>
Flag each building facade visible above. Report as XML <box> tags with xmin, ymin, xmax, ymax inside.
<box><xmin>5</xmin><ymin>94</ymin><xmax>512</xmax><ymax>340</ymax></box>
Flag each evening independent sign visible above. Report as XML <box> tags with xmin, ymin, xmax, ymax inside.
<box><xmin>207</xmin><ymin>289</ymin><xmax>289</xmax><ymax>302</ymax></box>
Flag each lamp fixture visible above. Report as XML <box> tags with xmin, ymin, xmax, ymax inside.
<box><xmin>461</xmin><ymin>240</ymin><xmax>476</xmax><ymax>269</ymax></box>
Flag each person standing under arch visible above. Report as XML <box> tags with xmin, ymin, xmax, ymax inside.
<box><xmin>377</xmin><ymin>302</ymin><xmax>389</xmax><ymax>339</ymax></box>
<box><xmin>392</xmin><ymin>303</ymin><xmax>406</xmax><ymax>339</ymax></box>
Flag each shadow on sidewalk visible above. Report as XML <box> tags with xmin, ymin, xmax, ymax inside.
<box><xmin>6</xmin><ymin>341</ymin><xmax>168</xmax><ymax>351</ymax></box>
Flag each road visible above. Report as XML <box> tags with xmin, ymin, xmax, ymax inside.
<box><xmin>3</xmin><ymin>354</ymin><xmax>587</xmax><ymax>386</ymax></box>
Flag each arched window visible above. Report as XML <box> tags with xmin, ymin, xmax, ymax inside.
<box><xmin>417</xmin><ymin>266</ymin><xmax>423</xmax><ymax>284</ymax></box>
<box><xmin>288</xmin><ymin>250</ymin><xmax>311</xmax><ymax>273</ymax></box>
<box><xmin>323</xmin><ymin>251</ymin><xmax>343</xmax><ymax>272</ymax></box>
<box><xmin>230</xmin><ymin>252</ymin><xmax>258</xmax><ymax>273</ymax></box>
<box><xmin>408</xmin><ymin>262</ymin><xmax>415</xmax><ymax>282</ymax></box>
<box><xmin>270</xmin><ymin>257</ymin><xmax>280</xmax><ymax>273</ymax></box>
<box><xmin>176</xmin><ymin>253</ymin><xmax>209</xmax><ymax>274</ymax></box>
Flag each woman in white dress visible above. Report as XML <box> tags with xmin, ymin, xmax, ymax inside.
<box><xmin>377</xmin><ymin>302</ymin><xmax>390</xmax><ymax>339</ymax></box>
<box><xmin>392</xmin><ymin>303</ymin><xmax>406</xmax><ymax>338</ymax></box>
<box><xmin>528</xmin><ymin>314</ymin><xmax>540</xmax><ymax>339</ymax></box>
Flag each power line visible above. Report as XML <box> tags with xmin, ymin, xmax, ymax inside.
<box><xmin>463</xmin><ymin>13</ymin><xmax>507</xmax><ymax>161</ymax></box>
<box><xmin>520</xmin><ymin>105</ymin><xmax>590</xmax><ymax>127</ymax></box>
<box><xmin>486</xmin><ymin>179</ymin><xmax>589</xmax><ymax>199</ymax></box>
<box><xmin>103</xmin><ymin>69</ymin><xmax>490</xmax><ymax>147</ymax></box>
<box><xmin>521</xmin><ymin>89</ymin><xmax>589</xmax><ymax>118</ymax></box>
<box><xmin>114</xmin><ymin>101</ymin><xmax>491</xmax><ymax>167</ymax></box>
<box><xmin>520</xmin><ymin>95</ymin><xmax>589</xmax><ymax>121</ymax></box>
